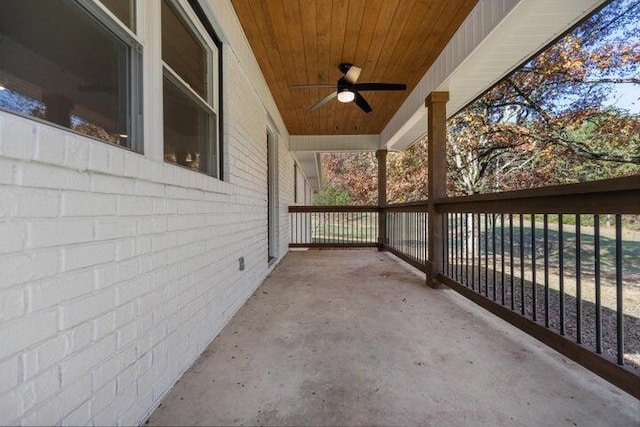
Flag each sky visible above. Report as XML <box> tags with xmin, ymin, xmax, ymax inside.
<box><xmin>605</xmin><ymin>83</ymin><xmax>640</xmax><ymax>113</ymax></box>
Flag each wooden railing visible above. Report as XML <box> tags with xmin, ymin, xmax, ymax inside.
<box><xmin>289</xmin><ymin>205</ymin><xmax>379</xmax><ymax>248</ymax></box>
<box><xmin>289</xmin><ymin>176</ymin><xmax>640</xmax><ymax>398</ymax></box>
<box><xmin>384</xmin><ymin>201</ymin><xmax>429</xmax><ymax>272</ymax></box>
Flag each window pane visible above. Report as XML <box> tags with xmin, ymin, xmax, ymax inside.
<box><xmin>0</xmin><ymin>0</ymin><xmax>132</xmax><ymax>148</ymax></box>
<box><xmin>163</xmin><ymin>77</ymin><xmax>217</xmax><ymax>176</ymax></box>
<box><xmin>161</xmin><ymin>0</ymin><xmax>207</xmax><ymax>99</ymax></box>
<box><xmin>99</xmin><ymin>0</ymin><xmax>135</xmax><ymax>32</ymax></box>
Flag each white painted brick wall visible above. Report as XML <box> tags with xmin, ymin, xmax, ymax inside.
<box><xmin>0</xmin><ymin>1</ymin><xmax>308</xmax><ymax>425</ymax></box>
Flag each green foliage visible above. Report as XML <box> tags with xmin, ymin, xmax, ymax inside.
<box><xmin>312</xmin><ymin>184</ymin><xmax>351</xmax><ymax>206</ymax></box>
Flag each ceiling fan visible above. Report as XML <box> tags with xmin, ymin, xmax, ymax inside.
<box><xmin>292</xmin><ymin>63</ymin><xmax>406</xmax><ymax>113</ymax></box>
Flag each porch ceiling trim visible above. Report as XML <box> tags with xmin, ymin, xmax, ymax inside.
<box><xmin>291</xmin><ymin>151</ymin><xmax>321</xmax><ymax>190</ymax></box>
<box><xmin>290</xmin><ymin>135</ymin><xmax>380</xmax><ymax>152</ymax></box>
<box><xmin>381</xmin><ymin>0</ymin><xmax>605</xmax><ymax>152</ymax></box>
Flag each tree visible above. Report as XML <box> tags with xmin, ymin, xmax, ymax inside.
<box><xmin>321</xmin><ymin>153</ymin><xmax>378</xmax><ymax>205</ymax></box>
<box><xmin>312</xmin><ymin>183</ymin><xmax>351</xmax><ymax>206</ymax></box>
<box><xmin>387</xmin><ymin>141</ymin><xmax>429</xmax><ymax>203</ymax></box>
<box><xmin>446</xmin><ymin>0</ymin><xmax>640</xmax><ymax>195</ymax></box>
<box><xmin>321</xmin><ymin>0</ymin><xmax>640</xmax><ymax>201</ymax></box>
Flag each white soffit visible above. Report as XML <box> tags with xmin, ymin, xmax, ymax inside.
<box><xmin>290</xmin><ymin>135</ymin><xmax>381</xmax><ymax>152</ymax></box>
<box><xmin>292</xmin><ymin>151</ymin><xmax>321</xmax><ymax>190</ymax></box>
<box><xmin>382</xmin><ymin>0</ymin><xmax>605</xmax><ymax>152</ymax></box>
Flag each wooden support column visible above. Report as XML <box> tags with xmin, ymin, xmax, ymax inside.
<box><xmin>426</xmin><ymin>92</ymin><xmax>449</xmax><ymax>288</ymax></box>
<box><xmin>376</xmin><ymin>149</ymin><xmax>387</xmax><ymax>251</ymax></box>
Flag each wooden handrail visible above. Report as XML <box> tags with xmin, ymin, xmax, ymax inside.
<box><xmin>434</xmin><ymin>175</ymin><xmax>640</xmax><ymax>214</ymax></box>
<box><xmin>384</xmin><ymin>200</ymin><xmax>430</xmax><ymax>211</ymax></box>
<box><xmin>293</xmin><ymin>176</ymin><xmax>640</xmax><ymax>215</ymax></box>
<box><xmin>289</xmin><ymin>205</ymin><xmax>379</xmax><ymax>213</ymax></box>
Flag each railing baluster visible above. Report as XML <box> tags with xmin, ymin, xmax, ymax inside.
<box><xmin>531</xmin><ymin>214</ymin><xmax>537</xmax><ymax>322</ymax></box>
<box><xmin>444</xmin><ymin>213</ymin><xmax>449</xmax><ymax>275</ymax></box>
<box><xmin>420</xmin><ymin>212</ymin><xmax>424</xmax><ymax>263</ymax></box>
<box><xmin>559</xmin><ymin>214</ymin><xmax>565</xmax><ymax>335</ymax></box>
<box><xmin>404</xmin><ymin>213</ymin><xmax>408</xmax><ymax>256</ymax></box>
<box><xmin>334</xmin><ymin>211</ymin><xmax>337</xmax><ymax>244</ymax></box>
<box><xmin>465</xmin><ymin>213</ymin><xmax>469</xmax><ymax>286</ymax></box>
<box><xmin>418</xmin><ymin>212</ymin><xmax>422</xmax><ymax>262</ymax></box>
<box><xmin>391</xmin><ymin>212</ymin><xmax>394</xmax><ymax>249</ymax></box>
<box><xmin>398</xmin><ymin>213</ymin><xmax>407</xmax><ymax>253</ymax></box>
<box><xmin>501</xmin><ymin>213</ymin><xmax>505</xmax><ymax>305</ymax></box>
<box><xmin>332</xmin><ymin>211</ymin><xmax>335</xmax><ymax>244</ymax></box>
<box><xmin>331</xmin><ymin>211</ymin><xmax>334</xmax><ymax>244</ymax></box>
<box><xmin>417</xmin><ymin>212</ymin><xmax>419</xmax><ymax>262</ymax></box>
<box><xmin>411</xmin><ymin>212</ymin><xmax>420</xmax><ymax>259</ymax></box>
<box><xmin>492</xmin><ymin>214</ymin><xmax>497</xmax><ymax>302</ymax></box>
<box><xmin>477</xmin><ymin>213</ymin><xmax>481</xmax><ymax>293</ymax></box>
<box><xmin>576</xmin><ymin>214</ymin><xmax>581</xmax><ymax>344</ymax></box>
<box><xmin>457</xmin><ymin>214</ymin><xmax>460</xmax><ymax>286</ymax></box>
<box><xmin>366</xmin><ymin>211</ymin><xmax>369</xmax><ymax>244</ymax></box>
<box><xmin>485</xmin><ymin>214</ymin><xmax>489</xmax><ymax>297</ymax></box>
<box><xmin>471</xmin><ymin>213</ymin><xmax>476</xmax><ymax>291</ymax></box>
<box><xmin>454</xmin><ymin>213</ymin><xmax>459</xmax><ymax>281</ymax></box>
<box><xmin>510</xmin><ymin>214</ymin><xmax>515</xmax><ymax>310</ymax></box>
<box><xmin>519</xmin><ymin>214</ymin><xmax>525</xmax><ymax>316</ymax></box>
<box><xmin>400</xmin><ymin>213</ymin><xmax>404</xmax><ymax>255</ymax></box>
<box><xmin>544</xmin><ymin>214</ymin><xmax>549</xmax><ymax>328</ymax></box>
<box><xmin>460</xmin><ymin>213</ymin><xmax>464</xmax><ymax>282</ymax></box>
<box><xmin>363</xmin><ymin>211</ymin><xmax>365</xmax><ymax>244</ymax></box>
<box><xmin>425</xmin><ymin>212</ymin><xmax>428</xmax><ymax>264</ymax></box>
<box><xmin>595</xmin><ymin>214</ymin><xmax>602</xmax><ymax>354</ymax></box>
<box><xmin>426</xmin><ymin>212</ymin><xmax>429</xmax><ymax>261</ymax></box>
<box><xmin>615</xmin><ymin>214</ymin><xmax>623</xmax><ymax>366</ymax></box>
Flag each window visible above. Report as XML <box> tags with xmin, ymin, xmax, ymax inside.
<box><xmin>162</xmin><ymin>0</ymin><xmax>220</xmax><ymax>178</ymax></box>
<box><xmin>98</xmin><ymin>0</ymin><xmax>135</xmax><ymax>31</ymax></box>
<box><xmin>0</xmin><ymin>0</ymin><xmax>142</xmax><ymax>150</ymax></box>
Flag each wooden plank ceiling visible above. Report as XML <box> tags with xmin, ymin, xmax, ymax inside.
<box><xmin>231</xmin><ymin>0</ymin><xmax>477</xmax><ymax>135</ymax></box>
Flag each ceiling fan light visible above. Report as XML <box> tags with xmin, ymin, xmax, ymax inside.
<box><xmin>337</xmin><ymin>89</ymin><xmax>355</xmax><ymax>103</ymax></box>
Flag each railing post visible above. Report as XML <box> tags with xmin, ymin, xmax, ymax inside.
<box><xmin>376</xmin><ymin>149</ymin><xmax>387</xmax><ymax>251</ymax></box>
<box><xmin>426</xmin><ymin>92</ymin><xmax>449</xmax><ymax>288</ymax></box>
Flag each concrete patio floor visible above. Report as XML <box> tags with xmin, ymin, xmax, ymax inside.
<box><xmin>148</xmin><ymin>249</ymin><xmax>639</xmax><ymax>426</ymax></box>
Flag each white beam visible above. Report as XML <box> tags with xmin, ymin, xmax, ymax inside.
<box><xmin>290</xmin><ymin>135</ymin><xmax>380</xmax><ymax>152</ymax></box>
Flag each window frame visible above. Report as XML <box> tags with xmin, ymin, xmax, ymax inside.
<box><xmin>161</xmin><ymin>0</ymin><xmax>221</xmax><ymax>179</ymax></box>
<box><xmin>0</xmin><ymin>0</ymin><xmax>145</xmax><ymax>153</ymax></box>
<box><xmin>188</xmin><ymin>0</ymin><xmax>224</xmax><ymax>180</ymax></box>
<box><xmin>78</xmin><ymin>0</ymin><xmax>144</xmax><ymax>153</ymax></box>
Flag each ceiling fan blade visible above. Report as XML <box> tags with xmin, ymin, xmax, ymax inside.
<box><xmin>310</xmin><ymin>91</ymin><xmax>338</xmax><ymax>112</ymax></box>
<box><xmin>354</xmin><ymin>91</ymin><xmax>372</xmax><ymax>113</ymax></box>
<box><xmin>292</xmin><ymin>84</ymin><xmax>336</xmax><ymax>89</ymax></box>
<box><xmin>353</xmin><ymin>83</ymin><xmax>407</xmax><ymax>91</ymax></box>
<box><xmin>344</xmin><ymin>65</ymin><xmax>362</xmax><ymax>84</ymax></box>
